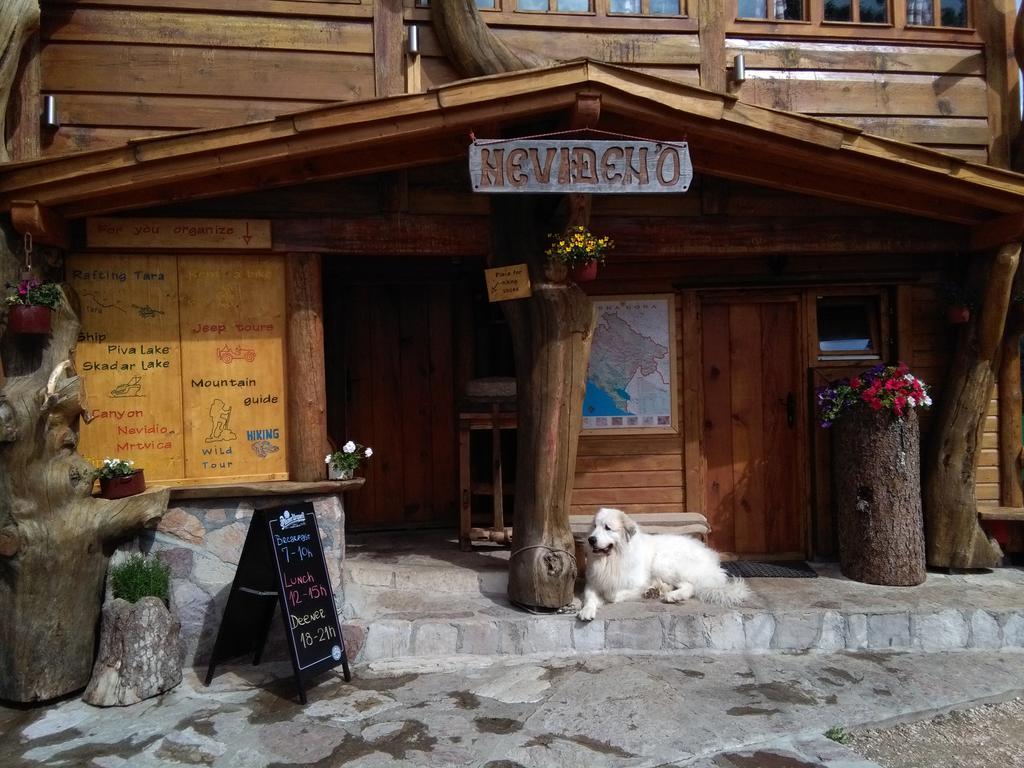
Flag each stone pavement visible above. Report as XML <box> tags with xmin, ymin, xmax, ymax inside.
<box><xmin>2</xmin><ymin>649</ymin><xmax>1023</xmax><ymax>767</ymax></box>
<box><xmin>4</xmin><ymin>534</ymin><xmax>1024</xmax><ymax>767</ymax></box>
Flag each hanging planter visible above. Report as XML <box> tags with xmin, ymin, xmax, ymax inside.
<box><xmin>946</xmin><ymin>305</ymin><xmax>970</xmax><ymax>324</ymax></box>
<box><xmin>545</xmin><ymin>226</ymin><xmax>612</xmax><ymax>286</ymax></box>
<box><xmin>8</xmin><ymin>304</ymin><xmax>53</xmax><ymax>335</ymax></box>
<box><xmin>570</xmin><ymin>260</ymin><xmax>599</xmax><ymax>283</ymax></box>
<box><xmin>4</xmin><ymin>279</ymin><xmax>62</xmax><ymax>336</ymax></box>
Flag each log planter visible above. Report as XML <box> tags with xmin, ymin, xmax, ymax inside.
<box><xmin>83</xmin><ymin>595</ymin><xmax>182</xmax><ymax>707</ymax></box>
<box><xmin>831</xmin><ymin>407</ymin><xmax>926</xmax><ymax>586</ymax></box>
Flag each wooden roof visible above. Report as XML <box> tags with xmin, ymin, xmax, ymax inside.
<box><xmin>3</xmin><ymin>59</ymin><xmax>1024</xmax><ymax>250</ymax></box>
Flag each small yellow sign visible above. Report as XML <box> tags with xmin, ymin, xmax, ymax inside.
<box><xmin>485</xmin><ymin>264</ymin><xmax>532</xmax><ymax>303</ymax></box>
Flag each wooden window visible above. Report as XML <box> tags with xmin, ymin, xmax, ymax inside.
<box><xmin>737</xmin><ymin>0</ymin><xmax>807</xmax><ymax>20</ymax></box>
<box><xmin>475</xmin><ymin>0</ymin><xmax>498</xmax><ymax>8</ymax></box>
<box><xmin>824</xmin><ymin>0</ymin><xmax>888</xmax><ymax>23</ymax></box>
<box><xmin>815</xmin><ymin>294</ymin><xmax>883</xmax><ymax>362</ymax></box>
<box><xmin>906</xmin><ymin>0</ymin><xmax>968</xmax><ymax>27</ymax></box>
<box><xmin>609</xmin><ymin>0</ymin><xmax>683</xmax><ymax>15</ymax></box>
<box><xmin>516</xmin><ymin>0</ymin><xmax>590</xmax><ymax>11</ymax></box>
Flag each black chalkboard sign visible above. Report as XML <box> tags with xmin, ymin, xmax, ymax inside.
<box><xmin>204</xmin><ymin>501</ymin><xmax>350</xmax><ymax>703</ymax></box>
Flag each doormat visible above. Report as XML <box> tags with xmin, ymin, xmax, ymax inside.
<box><xmin>722</xmin><ymin>561</ymin><xmax>818</xmax><ymax>579</ymax></box>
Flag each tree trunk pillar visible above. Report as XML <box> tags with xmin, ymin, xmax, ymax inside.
<box><xmin>285</xmin><ymin>252</ymin><xmax>329</xmax><ymax>482</ymax></box>
<box><xmin>832</xmin><ymin>408</ymin><xmax>926</xmax><ymax>586</ymax></box>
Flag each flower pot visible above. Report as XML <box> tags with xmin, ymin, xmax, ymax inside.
<box><xmin>7</xmin><ymin>304</ymin><xmax>52</xmax><ymax>335</ymax></box>
<box><xmin>328</xmin><ymin>466</ymin><xmax>354</xmax><ymax>481</ymax></box>
<box><xmin>946</xmin><ymin>305</ymin><xmax>970</xmax><ymax>324</ymax></box>
<box><xmin>99</xmin><ymin>470</ymin><xmax>146</xmax><ymax>499</ymax></box>
<box><xmin>571</xmin><ymin>261</ymin><xmax>598</xmax><ymax>283</ymax></box>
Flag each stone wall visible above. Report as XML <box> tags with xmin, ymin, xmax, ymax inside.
<box><xmin>131</xmin><ymin>494</ymin><xmax>346</xmax><ymax>665</ymax></box>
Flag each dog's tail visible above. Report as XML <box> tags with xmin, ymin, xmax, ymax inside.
<box><xmin>696</xmin><ymin>577</ymin><xmax>751</xmax><ymax>607</ymax></box>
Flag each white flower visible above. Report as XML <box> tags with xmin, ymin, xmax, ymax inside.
<box><xmin>908</xmin><ymin>397</ymin><xmax>916</xmax><ymax>407</ymax></box>
<box><xmin>324</xmin><ymin>454</ymin><xmax>332</xmax><ymax>464</ymax></box>
<box><xmin>364</xmin><ymin>447</ymin><xmax>373</xmax><ymax>458</ymax></box>
<box><xmin>904</xmin><ymin>373</ymin><xmax>915</xmax><ymax>382</ymax></box>
<box><xmin>343</xmin><ymin>441</ymin><xmax>356</xmax><ymax>454</ymax></box>
<box><xmin>923</xmin><ymin>395</ymin><xmax>933</xmax><ymax>406</ymax></box>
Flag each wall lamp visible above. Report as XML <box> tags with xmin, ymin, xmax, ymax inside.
<box><xmin>407</xmin><ymin>25</ymin><xmax>420</xmax><ymax>57</ymax></box>
<box><xmin>731</xmin><ymin>54</ymin><xmax>746</xmax><ymax>84</ymax></box>
<box><xmin>42</xmin><ymin>94</ymin><xmax>59</xmax><ymax>130</ymax></box>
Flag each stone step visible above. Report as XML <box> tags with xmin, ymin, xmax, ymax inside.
<box><xmin>342</xmin><ymin>587</ymin><xmax>1024</xmax><ymax>666</ymax></box>
<box><xmin>344</xmin><ymin>560</ymin><xmax>509</xmax><ymax>595</ymax></box>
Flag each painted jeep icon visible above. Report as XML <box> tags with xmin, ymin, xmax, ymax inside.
<box><xmin>218</xmin><ymin>345</ymin><xmax>256</xmax><ymax>364</ymax></box>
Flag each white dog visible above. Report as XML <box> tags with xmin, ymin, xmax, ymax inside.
<box><xmin>577</xmin><ymin>507</ymin><xmax>750</xmax><ymax>621</ymax></box>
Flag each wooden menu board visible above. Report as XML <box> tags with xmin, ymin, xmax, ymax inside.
<box><xmin>69</xmin><ymin>254</ymin><xmax>185</xmax><ymax>480</ymax></box>
<box><xmin>204</xmin><ymin>502</ymin><xmax>350</xmax><ymax>704</ymax></box>
<box><xmin>178</xmin><ymin>254</ymin><xmax>287</xmax><ymax>483</ymax></box>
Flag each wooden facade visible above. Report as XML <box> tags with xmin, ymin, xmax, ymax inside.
<box><xmin>4</xmin><ymin>2</ymin><xmax>1024</xmax><ymax>557</ymax></box>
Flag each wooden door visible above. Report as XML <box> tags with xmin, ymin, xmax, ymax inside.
<box><xmin>340</xmin><ymin>283</ymin><xmax>456</xmax><ymax>528</ymax></box>
<box><xmin>701</xmin><ymin>295</ymin><xmax>806</xmax><ymax>558</ymax></box>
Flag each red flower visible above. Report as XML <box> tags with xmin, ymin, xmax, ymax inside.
<box><xmin>850</xmin><ymin>377</ymin><xmax>861</xmax><ymax>389</ymax></box>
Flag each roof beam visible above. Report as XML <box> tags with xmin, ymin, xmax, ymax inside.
<box><xmin>9</xmin><ymin>200</ymin><xmax>69</xmax><ymax>248</ymax></box>
<box><xmin>971</xmin><ymin>212</ymin><xmax>1024</xmax><ymax>251</ymax></box>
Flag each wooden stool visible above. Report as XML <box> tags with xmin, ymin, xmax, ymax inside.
<box><xmin>458</xmin><ymin>379</ymin><xmax>517</xmax><ymax>550</ymax></box>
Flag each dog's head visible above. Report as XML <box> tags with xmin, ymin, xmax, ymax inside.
<box><xmin>586</xmin><ymin>507</ymin><xmax>638</xmax><ymax>557</ymax></box>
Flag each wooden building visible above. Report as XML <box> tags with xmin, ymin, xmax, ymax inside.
<box><xmin>3</xmin><ymin>0</ymin><xmax>1024</xmax><ymax>561</ymax></box>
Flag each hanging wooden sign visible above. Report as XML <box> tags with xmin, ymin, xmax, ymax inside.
<box><xmin>469</xmin><ymin>139</ymin><xmax>692</xmax><ymax>194</ymax></box>
<box><xmin>86</xmin><ymin>217</ymin><xmax>271</xmax><ymax>250</ymax></box>
<box><xmin>484</xmin><ymin>264</ymin><xmax>532</xmax><ymax>302</ymax></box>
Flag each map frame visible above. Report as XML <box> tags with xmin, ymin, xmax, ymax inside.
<box><xmin>581</xmin><ymin>293</ymin><xmax>678</xmax><ymax>435</ymax></box>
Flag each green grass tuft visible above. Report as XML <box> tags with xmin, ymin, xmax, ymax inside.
<box><xmin>824</xmin><ymin>726</ymin><xmax>850</xmax><ymax>744</ymax></box>
<box><xmin>109</xmin><ymin>554</ymin><xmax>171</xmax><ymax>604</ymax></box>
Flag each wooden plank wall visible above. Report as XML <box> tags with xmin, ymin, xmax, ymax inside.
<box><xmin>38</xmin><ymin>0</ymin><xmax>375</xmax><ymax>154</ymax></box>
<box><xmin>727</xmin><ymin>40</ymin><xmax>991</xmax><ymax>162</ymax></box>
<box><xmin>36</xmin><ymin>2</ymin><xmax>998</xmax><ymax>166</ymax></box>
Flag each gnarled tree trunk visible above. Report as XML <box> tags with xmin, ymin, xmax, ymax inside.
<box><xmin>433</xmin><ymin>2</ymin><xmax>589</xmax><ymax>608</ymax></box>
<box><xmin>0</xmin><ymin>250</ymin><xmax>170</xmax><ymax>702</ymax></box>
<box><xmin>0</xmin><ymin>0</ymin><xmax>40</xmax><ymax>163</ymax></box>
<box><xmin>924</xmin><ymin>244</ymin><xmax>1020</xmax><ymax>569</ymax></box>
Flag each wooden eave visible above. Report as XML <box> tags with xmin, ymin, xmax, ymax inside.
<box><xmin>3</xmin><ymin>59</ymin><xmax>1024</xmax><ymax>248</ymax></box>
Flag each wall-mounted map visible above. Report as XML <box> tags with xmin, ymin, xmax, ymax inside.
<box><xmin>582</xmin><ymin>295</ymin><xmax>677</xmax><ymax>434</ymax></box>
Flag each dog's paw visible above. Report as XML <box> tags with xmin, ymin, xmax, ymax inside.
<box><xmin>642</xmin><ymin>586</ymin><xmax>662</xmax><ymax>600</ymax></box>
<box><xmin>577</xmin><ymin>604</ymin><xmax>597</xmax><ymax>621</ymax></box>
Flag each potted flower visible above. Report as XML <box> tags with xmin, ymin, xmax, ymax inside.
<box><xmin>4</xmin><ymin>278</ymin><xmax>62</xmax><ymax>335</ymax></box>
<box><xmin>940</xmin><ymin>282</ymin><xmax>972</xmax><ymax>324</ymax></box>
<box><xmin>95</xmin><ymin>458</ymin><xmax>146</xmax><ymax>499</ymax></box>
<box><xmin>325</xmin><ymin>440</ymin><xmax>373</xmax><ymax>480</ymax></box>
<box><xmin>816</xmin><ymin>363</ymin><xmax>931</xmax><ymax>586</ymax></box>
<box><xmin>816</xmin><ymin>362</ymin><xmax>932</xmax><ymax>428</ymax></box>
<box><xmin>545</xmin><ymin>225</ymin><xmax>613</xmax><ymax>283</ymax></box>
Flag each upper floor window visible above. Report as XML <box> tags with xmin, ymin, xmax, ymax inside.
<box><xmin>516</xmin><ymin>0</ymin><xmax>589</xmax><ymax>11</ymax></box>
<box><xmin>734</xmin><ymin>0</ymin><xmax>971</xmax><ymax>28</ymax></box>
<box><xmin>738</xmin><ymin>0</ymin><xmax>806</xmax><ymax>20</ymax></box>
<box><xmin>906</xmin><ymin>0</ymin><xmax>968</xmax><ymax>27</ymax></box>
<box><xmin>824</xmin><ymin>0</ymin><xmax>887</xmax><ymax>23</ymax></box>
<box><xmin>610</xmin><ymin>0</ymin><xmax>682</xmax><ymax>15</ymax></box>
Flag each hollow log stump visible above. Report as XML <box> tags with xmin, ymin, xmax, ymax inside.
<box><xmin>0</xmin><ymin>287</ymin><xmax>169</xmax><ymax>703</ymax></box>
<box><xmin>832</xmin><ymin>408</ymin><xmax>926</xmax><ymax>586</ymax></box>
